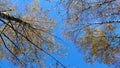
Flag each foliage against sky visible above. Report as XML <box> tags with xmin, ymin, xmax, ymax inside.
<box><xmin>62</xmin><ymin>0</ymin><xmax>120</xmax><ymax>68</ymax></box>
<box><xmin>0</xmin><ymin>0</ymin><xmax>120</xmax><ymax>68</ymax></box>
<box><xmin>0</xmin><ymin>0</ymin><xmax>66</xmax><ymax>68</ymax></box>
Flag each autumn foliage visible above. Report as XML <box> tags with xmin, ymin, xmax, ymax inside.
<box><xmin>62</xmin><ymin>0</ymin><xmax>120</xmax><ymax>67</ymax></box>
<box><xmin>0</xmin><ymin>0</ymin><xmax>65</xmax><ymax>68</ymax></box>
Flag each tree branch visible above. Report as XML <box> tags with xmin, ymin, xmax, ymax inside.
<box><xmin>0</xmin><ymin>19</ymin><xmax>66</xmax><ymax>68</ymax></box>
<box><xmin>0</xmin><ymin>34</ymin><xmax>25</xmax><ymax>65</ymax></box>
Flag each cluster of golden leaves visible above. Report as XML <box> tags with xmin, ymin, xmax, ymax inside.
<box><xmin>62</xmin><ymin>0</ymin><xmax>120</xmax><ymax>67</ymax></box>
<box><xmin>0</xmin><ymin>0</ymin><xmax>59</xmax><ymax>67</ymax></box>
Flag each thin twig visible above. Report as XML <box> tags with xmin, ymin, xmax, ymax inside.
<box><xmin>0</xmin><ymin>34</ymin><xmax>25</xmax><ymax>65</ymax></box>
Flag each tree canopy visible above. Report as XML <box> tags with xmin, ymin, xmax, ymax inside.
<box><xmin>0</xmin><ymin>0</ymin><xmax>120</xmax><ymax>68</ymax></box>
<box><xmin>0</xmin><ymin>0</ymin><xmax>65</xmax><ymax>68</ymax></box>
<box><xmin>62</xmin><ymin>0</ymin><xmax>120</xmax><ymax>68</ymax></box>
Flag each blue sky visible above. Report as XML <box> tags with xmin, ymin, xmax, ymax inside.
<box><xmin>0</xmin><ymin>0</ymin><xmax>112</xmax><ymax>68</ymax></box>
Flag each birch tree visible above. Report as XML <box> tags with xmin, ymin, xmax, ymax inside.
<box><xmin>0</xmin><ymin>0</ymin><xmax>65</xmax><ymax>68</ymax></box>
<box><xmin>62</xmin><ymin>0</ymin><xmax>120</xmax><ymax>67</ymax></box>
